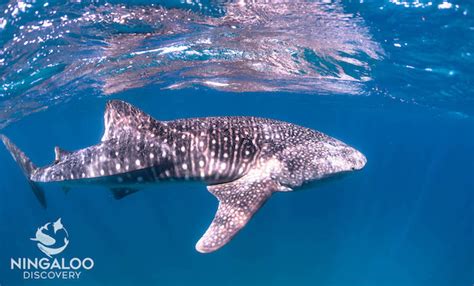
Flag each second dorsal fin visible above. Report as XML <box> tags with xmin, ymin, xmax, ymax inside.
<box><xmin>54</xmin><ymin>146</ymin><xmax>71</xmax><ymax>163</ymax></box>
<box><xmin>101</xmin><ymin>100</ymin><xmax>161</xmax><ymax>142</ymax></box>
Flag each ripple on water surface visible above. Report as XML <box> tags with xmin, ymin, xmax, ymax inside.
<box><xmin>0</xmin><ymin>0</ymin><xmax>384</xmax><ymax>128</ymax></box>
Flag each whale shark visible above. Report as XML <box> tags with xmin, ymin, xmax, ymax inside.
<box><xmin>1</xmin><ymin>100</ymin><xmax>366</xmax><ymax>253</ymax></box>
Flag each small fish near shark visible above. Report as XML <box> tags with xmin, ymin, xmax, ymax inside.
<box><xmin>1</xmin><ymin>100</ymin><xmax>367</xmax><ymax>253</ymax></box>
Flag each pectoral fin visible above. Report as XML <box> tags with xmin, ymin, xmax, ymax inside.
<box><xmin>110</xmin><ymin>188</ymin><xmax>140</xmax><ymax>200</ymax></box>
<box><xmin>196</xmin><ymin>177</ymin><xmax>283</xmax><ymax>253</ymax></box>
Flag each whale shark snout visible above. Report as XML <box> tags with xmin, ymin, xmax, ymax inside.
<box><xmin>347</xmin><ymin>147</ymin><xmax>367</xmax><ymax>171</ymax></box>
<box><xmin>311</xmin><ymin>141</ymin><xmax>367</xmax><ymax>179</ymax></box>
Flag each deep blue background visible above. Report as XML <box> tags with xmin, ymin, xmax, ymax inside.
<box><xmin>1</xmin><ymin>0</ymin><xmax>474</xmax><ymax>285</ymax></box>
<box><xmin>0</xmin><ymin>88</ymin><xmax>472</xmax><ymax>285</ymax></box>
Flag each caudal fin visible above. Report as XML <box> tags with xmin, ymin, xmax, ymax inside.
<box><xmin>1</xmin><ymin>135</ymin><xmax>47</xmax><ymax>208</ymax></box>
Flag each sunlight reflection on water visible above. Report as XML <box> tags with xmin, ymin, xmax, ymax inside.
<box><xmin>0</xmin><ymin>0</ymin><xmax>383</xmax><ymax>128</ymax></box>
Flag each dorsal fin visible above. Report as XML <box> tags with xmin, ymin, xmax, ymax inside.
<box><xmin>101</xmin><ymin>100</ymin><xmax>161</xmax><ymax>142</ymax></box>
<box><xmin>54</xmin><ymin>146</ymin><xmax>71</xmax><ymax>163</ymax></box>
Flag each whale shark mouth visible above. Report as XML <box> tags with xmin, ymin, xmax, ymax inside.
<box><xmin>0</xmin><ymin>0</ymin><xmax>383</xmax><ymax>129</ymax></box>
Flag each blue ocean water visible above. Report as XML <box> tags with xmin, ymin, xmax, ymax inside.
<box><xmin>0</xmin><ymin>1</ymin><xmax>473</xmax><ymax>285</ymax></box>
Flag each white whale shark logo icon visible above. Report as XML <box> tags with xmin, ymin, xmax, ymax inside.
<box><xmin>30</xmin><ymin>218</ymin><xmax>69</xmax><ymax>257</ymax></box>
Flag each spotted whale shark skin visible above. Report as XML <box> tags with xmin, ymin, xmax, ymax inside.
<box><xmin>1</xmin><ymin>100</ymin><xmax>367</xmax><ymax>253</ymax></box>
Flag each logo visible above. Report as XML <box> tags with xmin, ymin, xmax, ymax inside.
<box><xmin>10</xmin><ymin>218</ymin><xmax>95</xmax><ymax>280</ymax></box>
<box><xmin>30</xmin><ymin>218</ymin><xmax>69</xmax><ymax>257</ymax></box>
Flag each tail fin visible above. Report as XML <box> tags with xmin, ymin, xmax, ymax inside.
<box><xmin>1</xmin><ymin>135</ymin><xmax>47</xmax><ymax>208</ymax></box>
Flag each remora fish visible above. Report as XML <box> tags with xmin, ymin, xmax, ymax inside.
<box><xmin>1</xmin><ymin>100</ymin><xmax>367</xmax><ymax>253</ymax></box>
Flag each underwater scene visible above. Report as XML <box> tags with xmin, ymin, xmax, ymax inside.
<box><xmin>0</xmin><ymin>0</ymin><xmax>473</xmax><ymax>285</ymax></box>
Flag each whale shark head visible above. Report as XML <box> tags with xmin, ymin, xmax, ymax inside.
<box><xmin>312</xmin><ymin>139</ymin><xmax>367</xmax><ymax>179</ymax></box>
<box><xmin>343</xmin><ymin>146</ymin><xmax>367</xmax><ymax>171</ymax></box>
